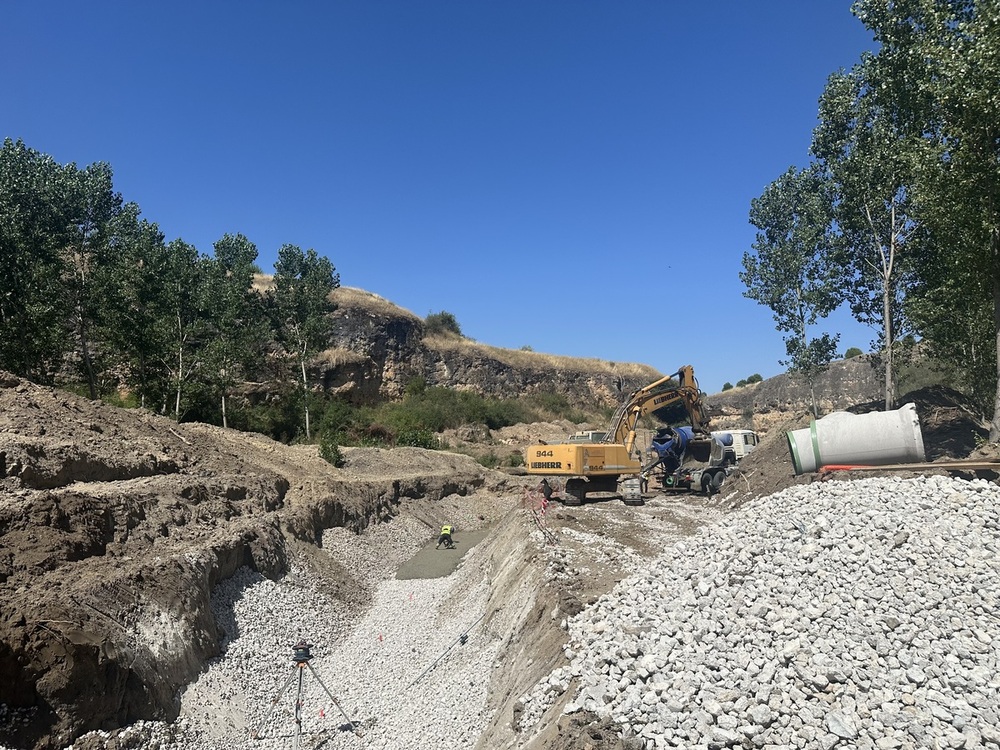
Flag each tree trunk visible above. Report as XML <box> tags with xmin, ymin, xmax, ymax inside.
<box><xmin>883</xmin><ymin>279</ymin><xmax>894</xmax><ymax>411</ymax></box>
<box><xmin>175</xmin><ymin>313</ymin><xmax>183</xmax><ymax>422</ymax></box>
<box><xmin>300</xmin><ymin>353</ymin><xmax>311</xmax><ymax>440</ymax></box>
<box><xmin>991</xmin><ymin>259</ymin><xmax>1000</xmax><ymax>442</ymax></box>
<box><xmin>175</xmin><ymin>341</ymin><xmax>183</xmax><ymax>422</ymax></box>
<box><xmin>222</xmin><ymin>393</ymin><xmax>228</xmax><ymax>430</ymax></box>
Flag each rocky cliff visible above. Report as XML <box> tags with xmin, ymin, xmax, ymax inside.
<box><xmin>315</xmin><ymin>287</ymin><xmax>661</xmax><ymax>408</ymax></box>
<box><xmin>315</xmin><ymin>288</ymin><xmax>895</xmax><ymax>435</ymax></box>
<box><xmin>704</xmin><ymin>355</ymin><xmax>884</xmax><ymax>434</ymax></box>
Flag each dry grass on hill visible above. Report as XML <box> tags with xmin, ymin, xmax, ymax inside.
<box><xmin>331</xmin><ymin>286</ymin><xmax>422</xmax><ymax>320</ymax></box>
<box><xmin>255</xmin><ymin>277</ymin><xmax>659</xmax><ymax>378</ymax></box>
<box><xmin>423</xmin><ymin>333</ymin><xmax>660</xmax><ymax>378</ymax></box>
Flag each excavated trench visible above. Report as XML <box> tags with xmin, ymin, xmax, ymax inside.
<box><xmin>0</xmin><ymin>461</ymin><xmax>498</xmax><ymax>750</ymax></box>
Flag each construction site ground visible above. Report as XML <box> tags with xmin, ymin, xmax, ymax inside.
<box><xmin>0</xmin><ymin>373</ymin><xmax>996</xmax><ymax>750</ymax></box>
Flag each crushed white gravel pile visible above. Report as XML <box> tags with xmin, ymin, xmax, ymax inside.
<box><xmin>519</xmin><ymin>474</ymin><xmax>1000</xmax><ymax>749</ymax></box>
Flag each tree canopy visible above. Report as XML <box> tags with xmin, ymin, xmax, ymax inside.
<box><xmin>743</xmin><ymin>1</ymin><xmax>1000</xmax><ymax>438</ymax></box>
<box><xmin>0</xmin><ymin>138</ymin><xmax>342</xmax><ymax>438</ymax></box>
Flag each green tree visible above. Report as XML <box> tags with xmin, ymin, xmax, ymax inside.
<box><xmin>64</xmin><ymin>161</ymin><xmax>125</xmax><ymax>398</ymax></box>
<box><xmin>0</xmin><ymin>139</ymin><xmax>74</xmax><ymax>381</ymax></box>
<box><xmin>844</xmin><ymin>347</ymin><xmax>864</xmax><ymax>359</ymax></box>
<box><xmin>742</xmin><ymin>165</ymin><xmax>844</xmax><ymax>416</ymax></box>
<box><xmin>97</xmin><ymin>205</ymin><xmax>172</xmax><ymax>408</ymax></box>
<box><xmin>853</xmin><ymin>0</ymin><xmax>1000</xmax><ymax>438</ymax></box>
<box><xmin>425</xmin><ymin>310</ymin><xmax>462</xmax><ymax>337</ymax></box>
<box><xmin>812</xmin><ymin>60</ymin><xmax>918</xmax><ymax>409</ymax></box>
<box><xmin>204</xmin><ymin>233</ymin><xmax>268</xmax><ymax>428</ymax></box>
<box><xmin>722</xmin><ymin>382</ymin><xmax>734</xmax><ymax>391</ymax></box>
<box><xmin>272</xmin><ymin>245</ymin><xmax>338</xmax><ymax>439</ymax></box>
<box><xmin>160</xmin><ymin>239</ymin><xmax>212</xmax><ymax>420</ymax></box>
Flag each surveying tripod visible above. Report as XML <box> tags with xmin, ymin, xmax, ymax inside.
<box><xmin>251</xmin><ymin>640</ymin><xmax>360</xmax><ymax>747</ymax></box>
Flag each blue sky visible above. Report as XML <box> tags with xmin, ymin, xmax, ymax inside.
<box><xmin>3</xmin><ymin>2</ymin><xmax>877</xmax><ymax>394</ymax></box>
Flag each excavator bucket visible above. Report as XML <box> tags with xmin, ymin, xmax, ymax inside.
<box><xmin>686</xmin><ymin>435</ymin><xmax>716</xmax><ymax>464</ymax></box>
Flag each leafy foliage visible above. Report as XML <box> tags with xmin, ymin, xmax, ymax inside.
<box><xmin>743</xmin><ymin>165</ymin><xmax>843</xmax><ymax>414</ymax></box>
<box><xmin>0</xmin><ymin>139</ymin><xmax>76</xmax><ymax>381</ymax></box>
<box><xmin>851</xmin><ymin>0</ymin><xmax>1000</xmax><ymax>432</ymax></box>
<box><xmin>271</xmin><ymin>245</ymin><xmax>339</xmax><ymax>438</ymax></box>
<box><xmin>318</xmin><ymin>434</ymin><xmax>345</xmax><ymax>467</ymax></box>
<box><xmin>425</xmin><ymin>310</ymin><xmax>462</xmax><ymax>337</ymax></box>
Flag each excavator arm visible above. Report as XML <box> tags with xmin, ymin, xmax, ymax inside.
<box><xmin>605</xmin><ymin>365</ymin><xmax>712</xmax><ymax>458</ymax></box>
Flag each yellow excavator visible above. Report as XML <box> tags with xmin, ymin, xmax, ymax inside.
<box><xmin>525</xmin><ymin>365</ymin><xmax>718</xmax><ymax>505</ymax></box>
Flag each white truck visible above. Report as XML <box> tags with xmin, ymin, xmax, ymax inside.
<box><xmin>711</xmin><ymin>429</ymin><xmax>760</xmax><ymax>462</ymax></box>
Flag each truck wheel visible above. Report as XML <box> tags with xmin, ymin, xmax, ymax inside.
<box><xmin>710</xmin><ymin>470</ymin><xmax>726</xmax><ymax>493</ymax></box>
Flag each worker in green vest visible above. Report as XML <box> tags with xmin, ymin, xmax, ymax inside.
<box><xmin>436</xmin><ymin>523</ymin><xmax>455</xmax><ymax>549</ymax></box>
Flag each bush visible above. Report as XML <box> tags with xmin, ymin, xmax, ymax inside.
<box><xmin>477</xmin><ymin>451</ymin><xmax>501</xmax><ymax>469</ymax></box>
<box><xmin>359</xmin><ymin>423</ymin><xmax>395</xmax><ymax>446</ymax></box>
<box><xmin>396</xmin><ymin>428</ymin><xmax>438</xmax><ymax>449</ymax></box>
<box><xmin>844</xmin><ymin>347</ymin><xmax>864</xmax><ymax>359</ymax></box>
<box><xmin>722</xmin><ymin>382</ymin><xmax>733</xmax><ymax>391</ymax></box>
<box><xmin>425</xmin><ymin>311</ymin><xmax>462</xmax><ymax>337</ymax></box>
<box><xmin>319</xmin><ymin>434</ymin><xmax>345</xmax><ymax>467</ymax></box>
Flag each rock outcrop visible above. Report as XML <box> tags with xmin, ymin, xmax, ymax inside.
<box><xmin>705</xmin><ymin>356</ymin><xmax>883</xmax><ymax>434</ymax></box>
<box><xmin>316</xmin><ymin>287</ymin><xmax>661</xmax><ymax>408</ymax></box>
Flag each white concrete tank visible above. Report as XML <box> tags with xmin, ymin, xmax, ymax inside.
<box><xmin>786</xmin><ymin>402</ymin><xmax>925</xmax><ymax>475</ymax></box>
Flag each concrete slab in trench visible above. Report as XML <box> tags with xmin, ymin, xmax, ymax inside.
<box><xmin>395</xmin><ymin>529</ymin><xmax>490</xmax><ymax>580</ymax></box>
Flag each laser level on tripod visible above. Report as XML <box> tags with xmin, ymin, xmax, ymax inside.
<box><xmin>250</xmin><ymin>640</ymin><xmax>362</xmax><ymax>747</ymax></box>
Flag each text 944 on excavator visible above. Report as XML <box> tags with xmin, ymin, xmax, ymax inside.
<box><xmin>524</xmin><ymin>365</ymin><xmax>726</xmax><ymax>506</ymax></box>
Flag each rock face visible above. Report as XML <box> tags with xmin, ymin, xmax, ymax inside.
<box><xmin>316</xmin><ymin>288</ymin><xmax>660</xmax><ymax>408</ymax></box>
<box><xmin>705</xmin><ymin>356</ymin><xmax>884</xmax><ymax>434</ymax></box>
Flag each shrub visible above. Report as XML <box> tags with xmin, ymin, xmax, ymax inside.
<box><xmin>477</xmin><ymin>451</ymin><xmax>501</xmax><ymax>469</ymax></box>
<box><xmin>360</xmin><ymin>423</ymin><xmax>395</xmax><ymax>446</ymax></box>
<box><xmin>722</xmin><ymin>382</ymin><xmax>734</xmax><ymax>391</ymax></box>
<box><xmin>425</xmin><ymin>311</ymin><xmax>462</xmax><ymax>337</ymax></box>
<box><xmin>319</xmin><ymin>434</ymin><xmax>345</xmax><ymax>467</ymax></box>
<box><xmin>844</xmin><ymin>347</ymin><xmax>863</xmax><ymax>358</ymax></box>
<box><xmin>396</xmin><ymin>428</ymin><xmax>438</xmax><ymax>449</ymax></box>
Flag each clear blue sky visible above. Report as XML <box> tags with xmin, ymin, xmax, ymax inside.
<box><xmin>3</xmin><ymin>1</ymin><xmax>878</xmax><ymax>394</ymax></box>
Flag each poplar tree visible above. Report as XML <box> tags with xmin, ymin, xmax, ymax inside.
<box><xmin>853</xmin><ymin>0</ymin><xmax>1000</xmax><ymax>439</ymax></box>
<box><xmin>812</xmin><ymin>61</ymin><xmax>918</xmax><ymax>409</ymax></box>
<box><xmin>272</xmin><ymin>245</ymin><xmax>338</xmax><ymax>439</ymax></box>
<box><xmin>742</xmin><ymin>165</ymin><xmax>844</xmax><ymax>416</ymax></box>
<box><xmin>0</xmin><ymin>139</ymin><xmax>73</xmax><ymax>380</ymax></box>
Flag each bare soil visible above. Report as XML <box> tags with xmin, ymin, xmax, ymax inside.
<box><xmin>0</xmin><ymin>373</ymin><xmax>995</xmax><ymax>750</ymax></box>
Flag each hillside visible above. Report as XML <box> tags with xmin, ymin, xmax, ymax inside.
<box><xmin>265</xmin><ymin>284</ymin><xmax>663</xmax><ymax>410</ymax></box>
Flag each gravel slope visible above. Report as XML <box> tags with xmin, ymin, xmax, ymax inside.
<box><xmin>519</xmin><ymin>474</ymin><xmax>1000</xmax><ymax>749</ymax></box>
